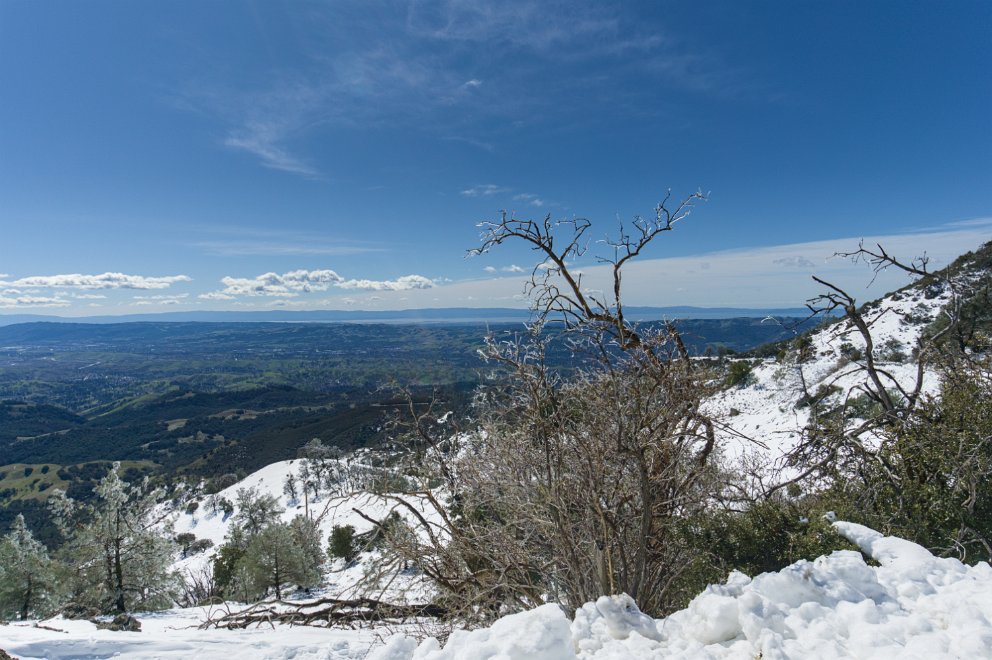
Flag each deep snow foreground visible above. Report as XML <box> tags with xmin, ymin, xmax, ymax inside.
<box><xmin>370</xmin><ymin>521</ymin><xmax>992</xmax><ymax>660</ymax></box>
<box><xmin>3</xmin><ymin>521</ymin><xmax>991</xmax><ymax>659</ymax></box>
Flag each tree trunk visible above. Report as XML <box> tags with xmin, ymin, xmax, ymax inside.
<box><xmin>114</xmin><ymin>536</ymin><xmax>126</xmax><ymax>613</ymax></box>
<box><xmin>20</xmin><ymin>573</ymin><xmax>32</xmax><ymax>620</ymax></box>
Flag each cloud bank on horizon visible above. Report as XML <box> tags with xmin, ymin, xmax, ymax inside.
<box><xmin>2</xmin><ymin>222</ymin><xmax>989</xmax><ymax>314</ymax></box>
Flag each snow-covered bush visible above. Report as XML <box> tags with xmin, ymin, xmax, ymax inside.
<box><xmin>48</xmin><ymin>462</ymin><xmax>178</xmax><ymax>613</ymax></box>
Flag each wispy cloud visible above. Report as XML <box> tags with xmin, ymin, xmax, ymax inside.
<box><xmin>185</xmin><ymin>225</ymin><xmax>386</xmax><ymax>257</ymax></box>
<box><xmin>0</xmin><ymin>295</ymin><xmax>70</xmax><ymax>309</ymax></box>
<box><xmin>194</xmin><ymin>240</ymin><xmax>385</xmax><ymax>257</ymax></box>
<box><xmin>224</xmin><ymin>129</ymin><xmax>318</xmax><ymax>177</ymax></box>
<box><xmin>133</xmin><ymin>293</ymin><xmax>190</xmax><ymax>302</ymax></box>
<box><xmin>131</xmin><ymin>297</ymin><xmax>184</xmax><ymax>306</ymax></box>
<box><xmin>461</xmin><ymin>184</ymin><xmax>509</xmax><ymax>197</ymax></box>
<box><xmin>443</xmin><ymin>135</ymin><xmax>495</xmax><ymax>152</ymax></box>
<box><xmin>432</xmin><ymin>227</ymin><xmax>992</xmax><ymax>309</ymax></box>
<box><xmin>772</xmin><ymin>256</ymin><xmax>816</xmax><ymax>269</ymax></box>
<box><xmin>514</xmin><ymin>193</ymin><xmax>545</xmax><ymax>207</ymax></box>
<box><xmin>0</xmin><ymin>273</ymin><xmax>191</xmax><ymax>290</ymax></box>
<box><xmin>173</xmin><ymin>2</ymin><xmax>745</xmax><ymax>177</ymax></box>
<box><xmin>944</xmin><ymin>216</ymin><xmax>992</xmax><ymax>228</ymax></box>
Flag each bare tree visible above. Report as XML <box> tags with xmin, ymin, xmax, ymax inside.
<box><xmin>769</xmin><ymin>241</ymin><xmax>971</xmax><ymax>496</ymax></box>
<box><xmin>361</xmin><ymin>191</ymin><xmax>726</xmax><ymax>620</ymax></box>
<box><xmin>471</xmin><ymin>189</ymin><xmax>706</xmax><ymax>357</ymax></box>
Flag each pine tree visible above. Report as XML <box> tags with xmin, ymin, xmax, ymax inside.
<box><xmin>240</xmin><ymin>522</ymin><xmax>319</xmax><ymax>600</ymax></box>
<box><xmin>232</xmin><ymin>487</ymin><xmax>283</xmax><ymax>536</ymax></box>
<box><xmin>0</xmin><ymin>514</ymin><xmax>60</xmax><ymax>620</ymax></box>
<box><xmin>288</xmin><ymin>514</ymin><xmax>324</xmax><ymax>583</ymax></box>
<box><xmin>51</xmin><ymin>462</ymin><xmax>177</xmax><ymax>613</ymax></box>
<box><xmin>282</xmin><ymin>473</ymin><xmax>298</xmax><ymax>503</ymax></box>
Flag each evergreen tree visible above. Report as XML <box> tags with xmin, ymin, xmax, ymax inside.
<box><xmin>232</xmin><ymin>487</ymin><xmax>283</xmax><ymax>536</ymax></box>
<box><xmin>0</xmin><ymin>514</ymin><xmax>60</xmax><ymax>620</ymax></box>
<box><xmin>50</xmin><ymin>462</ymin><xmax>177</xmax><ymax>613</ymax></box>
<box><xmin>282</xmin><ymin>473</ymin><xmax>299</xmax><ymax>502</ymax></box>
<box><xmin>241</xmin><ymin>522</ymin><xmax>320</xmax><ymax>600</ymax></box>
<box><xmin>288</xmin><ymin>514</ymin><xmax>324</xmax><ymax>582</ymax></box>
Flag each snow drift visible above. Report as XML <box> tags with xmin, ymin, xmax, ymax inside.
<box><xmin>370</xmin><ymin>520</ymin><xmax>992</xmax><ymax>660</ymax></box>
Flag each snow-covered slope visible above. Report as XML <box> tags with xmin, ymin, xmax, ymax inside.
<box><xmin>705</xmin><ymin>275</ymin><xmax>957</xmax><ymax>485</ymax></box>
<box><xmin>170</xmin><ymin>456</ymin><xmax>439</xmax><ymax>603</ymax></box>
<box><xmin>6</xmin><ymin>520</ymin><xmax>989</xmax><ymax>659</ymax></box>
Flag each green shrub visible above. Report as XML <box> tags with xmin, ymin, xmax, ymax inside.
<box><xmin>876</xmin><ymin>338</ymin><xmax>906</xmax><ymax>362</ymax></box>
<box><xmin>839</xmin><ymin>365</ymin><xmax>992</xmax><ymax>562</ymax></box>
<box><xmin>725</xmin><ymin>361</ymin><xmax>753</xmax><ymax>388</ymax></box>
<box><xmin>839</xmin><ymin>342</ymin><xmax>863</xmax><ymax>361</ymax></box>
<box><xmin>328</xmin><ymin>525</ymin><xmax>358</xmax><ymax>563</ymax></box>
<box><xmin>673</xmin><ymin>496</ymin><xmax>859</xmax><ymax>607</ymax></box>
<box><xmin>796</xmin><ymin>384</ymin><xmax>842</xmax><ymax>409</ymax></box>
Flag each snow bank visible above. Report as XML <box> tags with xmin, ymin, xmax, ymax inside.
<box><xmin>369</xmin><ymin>521</ymin><xmax>992</xmax><ymax>660</ymax></box>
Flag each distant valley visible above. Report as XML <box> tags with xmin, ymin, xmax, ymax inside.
<box><xmin>0</xmin><ymin>315</ymin><xmax>820</xmax><ymax>544</ymax></box>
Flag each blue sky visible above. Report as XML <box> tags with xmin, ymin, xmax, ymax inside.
<box><xmin>1</xmin><ymin>0</ymin><xmax>990</xmax><ymax>315</ymax></box>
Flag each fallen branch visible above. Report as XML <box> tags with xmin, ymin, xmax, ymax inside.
<box><xmin>198</xmin><ymin>596</ymin><xmax>446</xmax><ymax>630</ymax></box>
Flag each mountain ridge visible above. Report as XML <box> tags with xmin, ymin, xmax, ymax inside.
<box><xmin>0</xmin><ymin>305</ymin><xmax>817</xmax><ymax>326</ymax></box>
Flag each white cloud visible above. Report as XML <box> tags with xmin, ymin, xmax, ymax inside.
<box><xmin>462</xmin><ymin>79</ymin><xmax>483</xmax><ymax>89</ymax></box>
<box><xmin>461</xmin><ymin>184</ymin><xmax>508</xmax><ymax>197</ymax></box>
<box><xmin>502</xmin><ymin>264</ymin><xmax>525</xmax><ymax>273</ymax></box>
<box><xmin>336</xmin><ymin>275</ymin><xmax>434</xmax><ymax>291</ymax></box>
<box><xmin>0</xmin><ymin>295</ymin><xmax>71</xmax><ymax>309</ymax></box>
<box><xmin>217</xmin><ymin>269</ymin><xmax>344</xmax><ymax>297</ymax></box>
<box><xmin>514</xmin><ymin>193</ymin><xmax>545</xmax><ymax>207</ymax></box>
<box><xmin>0</xmin><ymin>273</ymin><xmax>191</xmax><ymax>290</ymax></box>
<box><xmin>72</xmin><ymin>293</ymin><xmax>107</xmax><ymax>300</ymax></box>
<box><xmin>133</xmin><ymin>293</ymin><xmax>190</xmax><ymax>300</ymax></box>
<box><xmin>303</xmin><ymin>226</ymin><xmax>992</xmax><ymax>311</ymax></box>
<box><xmin>483</xmin><ymin>266</ymin><xmax>497</xmax><ymax>273</ymax></box>
<box><xmin>203</xmin><ymin>269</ymin><xmax>434</xmax><ymax>300</ymax></box>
